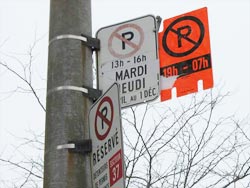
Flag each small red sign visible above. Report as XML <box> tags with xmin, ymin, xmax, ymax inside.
<box><xmin>158</xmin><ymin>7</ymin><xmax>213</xmax><ymax>101</ymax></box>
<box><xmin>109</xmin><ymin>150</ymin><xmax>123</xmax><ymax>186</ymax></box>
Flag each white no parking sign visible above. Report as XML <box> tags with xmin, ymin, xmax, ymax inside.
<box><xmin>96</xmin><ymin>15</ymin><xmax>160</xmax><ymax>108</ymax></box>
<box><xmin>89</xmin><ymin>83</ymin><xmax>125</xmax><ymax>188</ymax></box>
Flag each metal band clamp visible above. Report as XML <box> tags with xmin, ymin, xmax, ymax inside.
<box><xmin>49</xmin><ymin>34</ymin><xmax>100</xmax><ymax>51</ymax></box>
<box><xmin>57</xmin><ymin>140</ymin><xmax>92</xmax><ymax>154</ymax></box>
<box><xmin>47</xmin><ymin>85</ymin><xmax>102</xmax><ymax>102</ymax></box>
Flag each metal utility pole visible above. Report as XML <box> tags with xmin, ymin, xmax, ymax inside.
<box><xmin>44</xmin><ymin>0</ymin><xmax>94</xmax><ymax>187</ymax></box>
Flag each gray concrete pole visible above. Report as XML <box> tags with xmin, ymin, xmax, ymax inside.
<box><xmin>44</xmin><ymin>0</ymin><xmax>93</xmax><ymax>187</ymax></box>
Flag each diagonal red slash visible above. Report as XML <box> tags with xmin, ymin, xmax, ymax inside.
<box><xmin>114</xmin><ymin>32</ymin><xmax>139</xmax><ymax>49</ymax></box>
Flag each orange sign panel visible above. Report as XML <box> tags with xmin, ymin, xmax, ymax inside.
<box><xmin>158</xmin><ymin>7</ymin><xmax>213</xmax><ymax>101</ymax></box>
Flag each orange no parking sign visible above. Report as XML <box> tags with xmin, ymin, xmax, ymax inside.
<box><xmin>158</xmin><ymin>7</ymin><xmax>213</xmax><ymax>101</ymax></box>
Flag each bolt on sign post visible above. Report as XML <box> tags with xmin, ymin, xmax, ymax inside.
<box><xmin>158</xmin><ymin>7</ymin><xmax>213</xmax><ymax>101</ymax></box>
<box><xmin>96</xmin><ymin>15</ymin><xmax>159</xmax><ymax>108</ymax></box>
<box><xmin>89</xmin><ymin>83</ymin><xmax>125</xmax><ymax>188</ymax></box>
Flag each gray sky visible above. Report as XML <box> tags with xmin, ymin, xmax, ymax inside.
<box><xmin>0</xmin><ymin>0</ymin><xmax>249</xmax><ymax>186</ymax></box>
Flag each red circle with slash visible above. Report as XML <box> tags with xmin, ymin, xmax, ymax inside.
<box><xmin>108</xmin><ymin>23</ymin><xmax>144</xmax><ymax>59</ymax></box>
<box><xmin>95</xmin><ymin>96</ymin><xmax>114</xmax><ymax>140</ymax></box>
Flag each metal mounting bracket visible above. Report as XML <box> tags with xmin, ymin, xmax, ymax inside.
<box><xmin>57</xmin><ymin>140</ymin><xmax>92</xmax><ymax>155</ymax></box>
<box><xmin>81</xmin><ymin>85</ymin><xmax>102</xmax><ymax>102</ymax></box>
<box><xmin>81</xmin><ymin>34</ymin><xmax>100</xmax><ymax>51</ymax></box>
<box><xmin>156</xmin><ymin>16</ymin><xmax>162</xmax><ymax>32</ymax></box>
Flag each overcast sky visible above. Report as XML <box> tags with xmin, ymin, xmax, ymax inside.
<box><xmin>0</xmin><ymin>0</ymin><xmax>249</xmax><ymax>186</ymax></box>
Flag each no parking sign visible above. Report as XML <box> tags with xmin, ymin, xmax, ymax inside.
<box><xmin>96</xmin><ymin>15</ymin><xmax>159</xmax><ymax>108</ymax></box>
<box><xmin>159</xmin><ymin>7</ymin><xmax>213</xmax><ymax>101</ymax></box>
<box><xmin>89</xmin><ymin>83</ymin><xmax>125</xmax><ymax>188</ymax></box>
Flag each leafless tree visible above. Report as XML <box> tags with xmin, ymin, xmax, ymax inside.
<box><xmin>0</xmin><ymin>37</ymin><xmax>45</xmax><ymax>188</ymax></box>
<box><xmin>1</xmin><ymin>39</ymin><xmax>250</xmax><ymax>188</ymax></box>
<box><xmin>122</xmin><ymin>90</ymin><xmax>250</xmax><ymax>188</ymax></box>
<box><xmin>0</xmin><ymin>130</ymin><xmax>44</xmax><ymax>187</ymax></box>
<box><xmin>0</xmin><ymin>34</ymin><xmax>46</xmax><ymax>111</ymax></box>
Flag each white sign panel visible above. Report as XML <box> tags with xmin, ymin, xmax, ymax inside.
<box><xmin>89</xmin><ymin>83</ymin><xmax>125</xmax><ymax>188</ymax></box>
<box><xmin>96</xmin><ymin>15</ymin><xmax>159</xmax><ymax>108</ymax></box>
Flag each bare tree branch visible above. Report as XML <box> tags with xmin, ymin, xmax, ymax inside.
<box><xmin>0</xmin><ymin>61</ymin><xmax>46</xmax><ymax>112</ymax></box>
